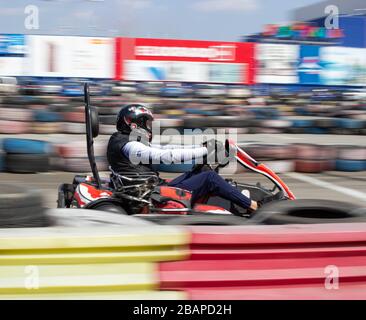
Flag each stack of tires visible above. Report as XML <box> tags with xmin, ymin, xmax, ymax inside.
<box><xmin>334</xmin><ymin>119</ymin><xmax>365</xmax><ymax>135</ymax></box>
<box><xmin>61</xmin><ymin>105</ymin><xmax>86</xmax><ymax>134</ymax></box>
<box><xmin>31</xmin><ymin>109</ymin><xmax>63</xmax><ymax>134</ymax></box>
<box><xmin>97</xmin><ymin>103</ymin><xmax>119</xmax><ymax>135</ymax></box>
<box><xmin>0</xmin><ymin>141</ymin><xmax>4</xmax><ymax>172</ymax></box>
<box><xmin>241</xmin><ymin>144</ymin><xmax>295</xmax><ymax>174</ymax></box>
<box><xmin>56</xmin><ymin>140</ymin><xmax>109</xmax><ymax>172</ymax></box>
<box><xmin>2</xmin><ymin>138</ymin><xmax>52</xmax><ymax>173</ymax></box>
<box><xmin>0</xmin><ymin>103</ymin><xmax>32</xmax><ymax>134</ymax></box>
<box><xmin>336</xmin><ymin>146</ymin><xmax>366</xmax><ymax>172</ymax></box>
<box><xmin>287</xmin><ymin>117</ymin><xmax>313</xmax><ymax>134</ymax></box>
<box><xmin>0</xmin><ymin>184</ymin><xmax>50</xmax><ymax>228</ymax></box>
<box><xmin>294</xmin><ymin>144</ymin><xmax>336</xmax><ymax>173</ymax></box>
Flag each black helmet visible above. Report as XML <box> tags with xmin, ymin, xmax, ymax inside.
<box><xmin>116</xmin><ymin>104</ymin><xmax>154</xmax><ymax>141</ymax></box>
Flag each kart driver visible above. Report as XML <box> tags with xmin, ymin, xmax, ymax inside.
<box><xmin>107</xmin><ymin>104</ymin><xmax>260</xmax><ymax>214</ymax></box>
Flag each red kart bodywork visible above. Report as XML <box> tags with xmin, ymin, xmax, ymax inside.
<box><xmin>234</xmin><ymin>141</ymin><xmax>296</xmax><ymax>200</ymax></box>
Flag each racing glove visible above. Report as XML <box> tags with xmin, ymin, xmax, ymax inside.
<box><xmin>202</xmin><ymin>139</ymin><xmax>226</xmax><ymax>164</ymax></box>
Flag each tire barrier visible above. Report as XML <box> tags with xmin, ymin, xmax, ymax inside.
<box><xmin>31</xmin><ymin>122</ymin><xmax>63</xmax><ymax>134</ymax></box>
<box><xmin>5</xmin><ymin>153</ymin><xmax>50</xmax><ymax>173</ymax></box>
<box><xmin>336</xmin><ymin>159</ymin><xmax>365</xmax><ymax>172</ymax></box>
<box><xmin>238</xmin><ymin>144</ymin><xmax>296</xmax><ymax>174</ymax></box>
<box><xmin>0</xmin><ymin>89</ymin><xmax>366</xmax><ymax>135</ymax></box>
<box><xmin>2</xmin><ymin>139</ymin><xmax>52</xmax><ymax>173</ymax></box>
<box><xmin>60</xmin><ymin>157</ymin><xmax>109</xmax><ymax>172</ymax></box>
<box><xmin>0</xmin><ymin>137</ymin><xmax>364</xmax><ymax>173</ymax></box>
<box><xmin>57</xmin><ymin>140</ymin><xmax>107</xmax><ymax>158</ymax></box>
<box><xmin>3</xmin><ymin>138</ymin><xmax>52</xmax><ymax>154</ymax></box>
<box><xmin>99</xmin><ymin>115</ymin><xmax>116</xmax><ymax>125</ymax></box>
<box><xmin>159</xmin><ymin>223</ymin><xmax>366</xmax><ymax>299</ymax></box>
<box><xmin>0</xmin><ymin>107</ymin><xmax>33</xmax><ymax>121</ymax></box>
<box><xmin>0</xmin><ymin>184</ymin><xmax>51</xmax><ymax>228</ymax></box>
<box><xmin>33</xmin><ymin>110</ymin><xmax>63</xmax><ymax>122</ymax></box>
<box><xmin>0</xmin><ymin>120</ymin><xmax>30</xmax><ymax>134</ymax></box>
<box><xmin>0</xmin><ymin>150</ymin><xmax>4</xmax><ymax>172</ymax></box>
<box><xmin>99</xmin><ymin>124</ymin><xmax>116</xmax><ymax>135</ymax></box>
<box><xmin>0</xmin><ymin>225</ymin><xmax>189</xmax><ymax>299</ymax></box>
<box><xmin>262</xmin><ymin>160</ymin><xmax>295</xmax><ymax>174</ymax></box>
<box><xmin>294</xmin><ymin>144</ymin><xmax>335</xmax><ymax>173</ymax></box>
<box><xmin>253</xmin><ymin>199</ymin><xmax>366</xmax><ymax>225</ymax></box>
<box><xmin>336</xmin><ymin>146</ymin><xmax>366</xmax><ymax>172</ymax></box>
<box><xmin>63</xmin><ymin>111</ymin><xmax>85</xmax><ymax>123</ymax></box>
<box><xmin>61</xmin><ymin>122</ymin><xmax>86</xmax><ymax>134</ymax></box>
<box><xmin>60</xmin><ymin>141</ymin><xmax>102</xmax><ymax>157</ymax></box>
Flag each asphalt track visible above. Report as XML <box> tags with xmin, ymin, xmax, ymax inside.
<box><xmin>0</xmin><ymin>134</ymin><xmax>365</xmax><ymax>208</ymax></box>
<box><xmin>1</xmin><ymin>170</ymin><xmax>365</xmax><ymax>209</ymax></box>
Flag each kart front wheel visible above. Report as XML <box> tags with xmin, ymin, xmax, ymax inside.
<box><xmin>90</xmin><ymin>204</ymin><xmax>129</xmax><ymax>215</ymax></box>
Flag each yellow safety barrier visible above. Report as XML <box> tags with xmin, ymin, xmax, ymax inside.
<box><xmin>0</xmin><ymin>226</ymin><xmax>189</xmax><ymax>250</ymax></box>
<box><xmin>0</xmin><ymin>290</ymin><xmax>187</xmax><ymax>300</ymax></box>
<box><xmin>0</xmin><ymin>249</ymin><xmax>188</xmax><ymax>265</ymax></box>
<box><xmin>0</xmin><ymin>226</ymin><xmax>190</xmax><ymax>299</ymax></box>
<box><xmin>0</xmin><ymin>263</ymin><xmax>155</xmax><ymax>294</ymax></box>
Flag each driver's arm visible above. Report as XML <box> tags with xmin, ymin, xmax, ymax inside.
<box><xmin>122</xmin><ymin>141</ymin><xmax>207</xmax><ymax>165</ymax></box>
<box><xmin>151</xmin><ymin>144</ymin><xmax>203</xmax><ymax>150</ymax></box>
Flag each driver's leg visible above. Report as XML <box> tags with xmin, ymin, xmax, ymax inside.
<box><xmin>169</xmin><ymin>171</ymin><xmax>256</xmax><ymax>210</ymax></box>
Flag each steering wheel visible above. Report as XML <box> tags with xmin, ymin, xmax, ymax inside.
<box><xmin>190</xmin><ymin>143</ymin><xmax>216</xmax><ymax>174</ymax></box>
<box><xmin>213</xmin><ymin>139</ymin><xmax>233</xmax><ymax>173</ymax></box>
<box><xmin>191</xmin><ymin>139</ymin><xmax>233</xmax><ymax>174</ymax></box>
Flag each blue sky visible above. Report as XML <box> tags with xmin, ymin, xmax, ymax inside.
<box><xmin>0</xmin><ymin>0</ymin><xmax>322</xmax><ymax>40</ymax></box>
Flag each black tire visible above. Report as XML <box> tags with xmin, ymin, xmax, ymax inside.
<box><xmin>313</xmin><ymin>118</ymin><xmax>336</xmax><ymax>128</ymax></box>
<box><xmin>99</xmin><ymin>115</ymin><xmax>116</xmax><ymax>125</ymax></box>
<box><xmin>0</xmin><ymin>184</ymin><xmax>43</xmax><ymax>209</ymax></box>
<box><xmin>0</xmin><ymin>207</ymin><xmax>51</xmax><ymax>228</ymax></box>
<box><xmin>0</xmin><ymin>184</ymin><xmax>51</xmax><ymax>228</ymax></box>
<box><xmin>253</xmin><ymin>199</ymin><xmax>366</xmax><ymax>225</ymax></box>
<box><xmin>90</xmin><ymin>204</ymin><xmax>128</xmax><ymax>214</ymax></box>
<box><xmin>157</xmin><ymin>215</ymin><xmax>250</xmax><ymax>226</ymax></box>
<box><xmin>5</xmin><ymin>153</ymin><xmax>50</xmax><ymax>173</ymax></box>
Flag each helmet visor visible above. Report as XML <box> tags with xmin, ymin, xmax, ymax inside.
<box><xmin>136</xmin><ymin>116</ymin><xmax>153</xmax><ymax>132</ymax></box>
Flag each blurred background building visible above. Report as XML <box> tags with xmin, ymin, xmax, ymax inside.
<box><xmin>0</xmin><ymin>0</ymin><xmax>365</xmax><ymax>175</ymax></box>
<box><xmin>293</xmin><ymin>0</ymin><xmax>366</xmax><ymax>48</ymax></box>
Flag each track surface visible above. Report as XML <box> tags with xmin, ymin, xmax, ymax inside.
<box><xmin>1</xmin><ymin>170</ymin><xmax>365</xmax><ymax>209</ymax></box>
<box><xmin>1</xmin><ymin>134</ymin><xmax>365</xmax><ymax>208</ymax></box>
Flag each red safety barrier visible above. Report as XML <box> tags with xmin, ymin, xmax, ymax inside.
<box><xmin>159</xmin><ymin>224</ymin><xmax>366</xmax><ymax>300</ymax></box>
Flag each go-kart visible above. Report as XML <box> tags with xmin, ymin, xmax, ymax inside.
<box><xmin>57</xmin><ymin>84</ymin><xmax>295</xmax><ymax>220</ymax></box>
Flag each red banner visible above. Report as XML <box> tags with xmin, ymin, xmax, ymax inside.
<box><xmin>115</xmin><ymin>37</ymin><xmax>254</xmax><ymax>84</ymax></box>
